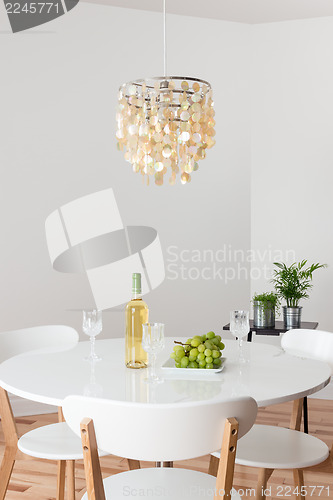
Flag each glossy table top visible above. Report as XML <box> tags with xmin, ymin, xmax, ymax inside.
<box><xmin>0</xmin><ymin>338</ymin><xmax>330</xmax><ymax>408</ymax></box>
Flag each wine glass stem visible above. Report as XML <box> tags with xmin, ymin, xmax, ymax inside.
<box><xmin>238</xmin><ymin>337</ymin><xmax>243</xmax><ymax>359</ymax></box>
<box><xmin>150</xmin><ymin>352</ymin><xmax>157</xmax><ymax>379</ymax></box>
<box><xmin>90</xmin><ymin>362</ymin><xmax>96</xmax><ymax>383</ymax></box>
<box><xmin>239</xmin><ymin>336</ymin><xmax>248</xmax><ymax>363</ymax></box>
<box><xmin>90</xmin><ymin>336</ymin><xmax>96</xmax><ymax>358</ymax></box>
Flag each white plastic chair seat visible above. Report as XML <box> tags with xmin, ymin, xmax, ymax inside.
<box><xmin>18</xmin><ymin>422</ymin><xmax>108</xmax><ymax>461</ymax></box>
<box><xmin>81</xmin><ymin>467</ymin><xmax>242</xmax><ymax>500</ymax></box>
<box><xmin>212</xmin><ymin>424</ymin><xmax>329</xmax><ymax>469</ymax></box>
<box><xmin>281</xmin><ymin>329</ymin><xmax>333</xmax><ymax>373</ymax></box>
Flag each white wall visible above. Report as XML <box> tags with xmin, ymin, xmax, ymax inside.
<box><xmin>0</xmin><ymin>5</ymin><xmax>251</xmax><ymax>339</ymax></box>
<box><xmin>2</xmin><ymin>4</ymin><xmax>331</xmax><ymax>342</ymax></box>
<box><xmin>250</xmin><ymin>17</ymin><xmax>333</xmax><ymax>330</ymax></box>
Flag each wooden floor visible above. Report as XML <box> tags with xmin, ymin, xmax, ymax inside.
<box><xmin>1</xmin><ymin>399</ymin><xmax>332</xmax><ymax>499</ymax></box>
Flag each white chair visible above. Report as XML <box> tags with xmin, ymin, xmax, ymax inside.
<box><xmin>281</xmin><ymin>329</ymin><xmax>333</xmax><ymax>371</ymax></box>
<box><xmin>210</xmin><ymin>426</ymin><xmax>328</xmax><ymax>499</ymax></box>
<box><xmin>209</xmin><ymin>328</ymin><xmax>332</xmax><ymax>499</ymax></box>
<box><xmin>62</xmin><ymin>395</ymin><xmax>258</xmax><ymax>500</ymax></box>
<box><xmin>0</xmin><ymin>325</ymin><xmax>89</xmax><ymax>500</ymax></box>
<box><xmin>281</xmin><ymin>328</ymin><xmax>333</xmax><ymax>454</ymax></box>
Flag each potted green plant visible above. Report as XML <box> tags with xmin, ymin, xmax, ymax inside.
<box><xmin>252</xmin><ymin>292</ymin><xmax>280</xmax><ymax>329</ymax></box>
<box><xmin>271</xmin><ymin>260</ymin><xmax>327</xmax><ymax>329</ymax></box>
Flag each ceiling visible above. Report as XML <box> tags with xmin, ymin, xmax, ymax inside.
<box><xmin>82</xmin><ymin>0</ymin><xmax>333</xmax><ymax>24</ymax></box>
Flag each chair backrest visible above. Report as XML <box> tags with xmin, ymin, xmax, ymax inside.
<box><xmin>281</xmin><ymin>329</ymin><xmax>333</xmax><ymax>372</ymax></box>
<box><xmin>63</xmin><ymin>395</ymin><xmax>257</xmax><ymax>462</ymax></box>
<box><xmin>0</xmin><ymin>325</ymin><xmax>79</xmax><ymax>364</ymax></box>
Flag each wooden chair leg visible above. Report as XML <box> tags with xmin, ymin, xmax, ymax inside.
<box><xmin>155</xmin><ymin>461</ymin><xmax>173</xmax><ymax>468</ymax></box>
<box><xmin>214</xmin><ymin>417</ymin><xmax>239</xmax><ymax>500</ymax></box>
<box><xmin>289</xmin><ymin>398</ymin><xmax>304</xmax><ymax>496</ymax></box>
<box><xmin>58</xmin><ymin>406</ymin><xmax>65</xmax><ymax>422</ymax></box>
<box><xmin>0</xmin><ymin>445</ymin><xmax>17</xmax><ymax>500</ymax></box>
<box><xmin>290</xmin><ymin>398</ymin><xmax>303</xmax><ymax>431</ymax></box>
<box><xmin>81</xmin><ymin>418</ymin><xmax>106</xmax><ymax>500</ymax></box>
<box><xmin>293</xmin><ymin>469</ymin><xmax>305</xmax><ymax>498</ymax></box>
<box><xmin>55</xmin><ymin>407</ymin><xmax>68</xmax><ymax>500</ymax></box>
<box><xmin>0</xmin><ymin>387</ymin><xmax>19</xmax><ymax>500</ymax></box>
<box><xmin>256</xmin><ymin>468</ymin><xmax>273</xmax><ymax>500</ymax></box>
<box><xmin>127</xmin><ymin>459</ymin><xmax>141</xmax><ymax>470</ymax></box>
<box><xmin>67</xmin><ymin>460</ymin><xmax>76</xmax><ymax>500</ymax></box>
<box><xmin>208</xmin><ymin>455</ymin><xmax>219</xmax><ymax>477</ymax></box>
<box><xmin>57</xmin><ymin>461</ymin><xmax>66</xmax><ymax>500</ymax></box>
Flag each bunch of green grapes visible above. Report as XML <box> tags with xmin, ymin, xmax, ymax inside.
<box><xmin>170</xmin><ymin>331</ymin><xmax>225</xmax><ymax>369</ymax></box>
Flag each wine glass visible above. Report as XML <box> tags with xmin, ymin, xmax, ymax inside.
<box><xmin>83</xmin><ymin>310</ymin><xmax>102</xmax><ymax>361</ymax></box>
<box><xmin>230</xmin><ymin>310</ymin><xmax>250</xmax><ymax>363</ymax></box>
<box><xmin>142</xmin><ymin>323</ymin><xmax>165</xmax><ymax>383</ymax></box>
<box><xmin>83</xmin><ymin>359</ymin><xmax>104</xmax><ymax>397</ymax></box>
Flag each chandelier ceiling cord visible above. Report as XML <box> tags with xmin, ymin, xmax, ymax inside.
<box><xmin>116</xmin><ymin>0</ymin><xmax>216</xmax><ymax>186</ymax></box>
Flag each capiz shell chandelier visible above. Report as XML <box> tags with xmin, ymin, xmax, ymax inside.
<box><xmin>116</xmin><ymin>2</ymin><xmax>215</xmax><ymax>186</ymax></box>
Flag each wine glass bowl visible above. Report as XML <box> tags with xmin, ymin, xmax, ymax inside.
<box><xmin>83</xmin><ymin>310</ymin><xmax>102</xmax><ymax>361</ymax></box>
<box><xmin>142</xmin><ymin>323</ymin><xmax>165</xmax><ymax>383</ymax></box>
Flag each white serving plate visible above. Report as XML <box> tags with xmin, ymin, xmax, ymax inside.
<box><xmin>161</xmin><ymin>357</ymin><xmax>226</xmax><ymax>374</ymax></box>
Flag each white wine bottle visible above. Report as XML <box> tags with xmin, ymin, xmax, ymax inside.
<box><xmin>125</xmin><ymin>273</ymin><xmax>148</xmax><ymax>368</ymax></box>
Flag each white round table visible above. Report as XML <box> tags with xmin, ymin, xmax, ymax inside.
<box><xmin>0</xmin><ymin>338</ymin><xmax>330</xmax><ymax>408</ymax></box>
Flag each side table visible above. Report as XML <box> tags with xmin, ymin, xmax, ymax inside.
<box><xmin>223</xmin><ymin>320</ymin><xmax>318</xmax><ymax>343</ymax></box>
